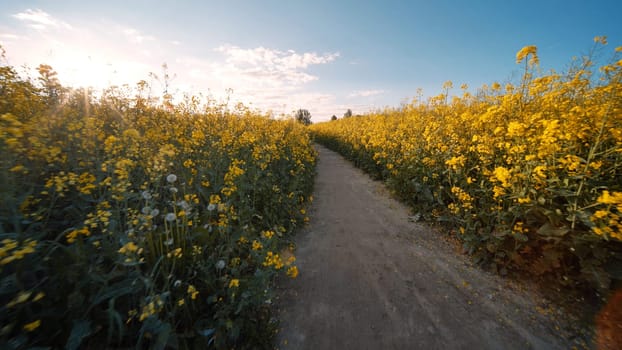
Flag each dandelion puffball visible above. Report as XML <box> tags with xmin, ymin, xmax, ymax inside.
<box><xmin>166</xmin><ymin>174</ymin><xmax>177</xmax><ymax>183</ymax></box>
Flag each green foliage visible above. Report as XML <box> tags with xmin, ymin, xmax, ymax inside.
<box><xmin>294</xmin><ymin>109</ymin><xmax>312</xmax><ymax>126</ymax></box>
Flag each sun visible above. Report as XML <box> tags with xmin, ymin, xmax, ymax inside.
<box><xmin>50</xmin><ymin>49</ymin><xmax>148</xmax><ymax>90</ymax></box>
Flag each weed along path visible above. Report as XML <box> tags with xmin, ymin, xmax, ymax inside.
<box><xmin>274</xmin><ymin>145</ymin><xmax>580</xmax><ymax>350</ymax></box>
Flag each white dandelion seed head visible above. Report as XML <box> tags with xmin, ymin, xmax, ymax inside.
<box><xmin>164</xmin><ymin>238</ymin><xmax>174</xmax><ymax>246</ymax></box>
<box><xmin>165</xmin><ymin>213</ymin><xmax>176</xmax><ymax>222</ymax></box>
<box><xmin>166</xmin><ymin>174</ymin><xmax>177</xmax><ymax>183</ymax></box>
<box><xmin>173</xmin><ymin>280</ymin><xmax>182</xmax><ymax>288</ymax></box>
<box><xmin>169</xmin><ymin>187</ymin><xmax>178</xmax><ymax>193</ymax></box>
<box><xmin>142</xmin><ymin>206</ymin><xmax>152</xmax><ymax>215</ymax></box>
<box><xmin>151</xmin><ymin>209</ymin><xmax>160</xmax><ymax>217</ymax></box>
<box><xmin>207</xmin><ymin>203</ymin><xmax>216</xmax><ymax>211</ymax></box>
<box><xmin>215</xmin><ymin>260</ymin><xmax>225</xmax><ymax>270</ymax></box>
<box><xmin>177</xmin><ymin>200</ymin><xmax>190</xmax><ymax>210</ymax></box>
<box><xmin>142</xmin><ymin>190</ymin><xmax>152</xmax><ymax>200</ymax></box>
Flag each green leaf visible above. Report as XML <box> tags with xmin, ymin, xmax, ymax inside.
<box><xmin>513</xmin><ymin>232</ymin><xmax>529</xmax><ymax>242</ymax></box>
<box><xmin>153</xmin><ymin>322</ymin><xmax>172</xmax><ymax>350</ymax></box>
<box><xmin>198</xmin><ymin>328</ymin><xmax>215</xmax><ymax>338</ymax></box>
<box><xmin>604</xmin><ymin>259</ymin><xmax>622</xmax><ymax>280</ymax></box>
<box><xmin>91</xmin><ymin>279</ymin><xmax>141</xmax><ymax>307</ymax></box>
<box><xmin>537</xmin><ymin>222</ymin><xmax>569</xmax><ymax>237</ymax></box>
<box><xmin>106</xmin><ymin>298</ymin><xmax>124</xmax><ymax>345</ymax></box>
<box><xmin>66</xmin><ymin>319</ymin><xmax>92</xmax><ymax>350</ymax></box>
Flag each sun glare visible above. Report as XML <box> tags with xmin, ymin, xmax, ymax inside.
<box><xmin>50</xmin><ymin>51</ymin><xmax>148</xmax><ymax>90</ymax></box>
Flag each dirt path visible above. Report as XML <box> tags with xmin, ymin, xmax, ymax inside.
<box><xmin>275</xmin><ymin>145</ymin><xmax>583</xmax><ymax>350</ymax></box>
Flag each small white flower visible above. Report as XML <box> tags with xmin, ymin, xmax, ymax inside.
<box><xmin>207</xmin><ymin>203</ymin><xmax>217</xmax><ymax>211</ymax></box>
<box><xmin>215</xmin><ymin>260</ymin><xmax>225</xmax><ymax>270</ymax></box>
<box><xmin>142</xmin><ymin>190</ymin><xmax>152</xmax><ymax>200</ymax></box>
<box><xmin>166</xmin><ymin>174</ymin><xmax>177</xmax><ymax>183</ymax></box>
<box><xmin>165</xmin><ymin>213</ymin><xmax>176</xmax><ymax>222</ymax></box>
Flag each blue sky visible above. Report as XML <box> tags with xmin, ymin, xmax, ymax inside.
<box><xmin>1</xmin><ymin>1</ymin><xmax>621</xmax><ymax>121</ymax></box>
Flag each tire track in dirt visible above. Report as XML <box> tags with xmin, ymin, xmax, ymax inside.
<box><xmin>274</xmin><ymin>145</ymin><xmax>578</xmax><ymax>349</ymax></box>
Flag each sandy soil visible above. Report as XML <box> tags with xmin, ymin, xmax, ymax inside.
<box><xmin>274</xmin><ymin>144</ymin><xmax>588</xmax><ymax>350</ymax></box>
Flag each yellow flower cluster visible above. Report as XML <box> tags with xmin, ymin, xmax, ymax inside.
<box><xmin>228</xmin><ymin>279</ymin><xmax>240</xmax><ymax>288</ymax></box>
<box><xmin>187</xmin><ymin>285</ymin><xmax>199</xmax><ymax>300</ymax></box>
<box><xmin>286</xmin><ymin>266</ymin><xmax>299</xmax><ymax>278</ymax></box>
<box><xmin>0</xmin><ymin>239</ymin><xmax>37</xmax><ymax>266</ymax></box>
<box><xmin>139</xmin><ymin>295</ymin><xmax>165</xmax><ymax>322</ymax></box>
<box><xmin>262</xmin><ymin>251</ymin><xmax>284</xmax><ymax>270</ymax></box>
<box><xmin>6</xmin><ymin>290</ymin><xmax>44</xmax><ymax>308</ymax></box>
<box><xmin>0</xmin><ymin>47</ymin><xmax>315</xmax><ymax>348</ymax></box>
<box><xmin>311</xmin><ymin>39</ymin><xmax>621</xmax><ymax>288</ymax></box>
<box><xmin>44</xmin><ymin>171</ymin><xmax>97</xmax><ymax>197</ymax></box>
<box><xmin>592</xmin><ymin>191</ymin><xmax>622</xmax><ymax>240</ymax></box>
<box><xmin>261</xmin><ymin>230</ymin><xmax>275</xmax><ymax>239</ymax></box>
<box><xmin>65</xmin><ymin>227</ymin><xmax>90</xmax><ymax>243</ymax></box>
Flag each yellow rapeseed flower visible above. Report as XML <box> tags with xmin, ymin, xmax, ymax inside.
<box><xmin>7</xmin><ymin>291</ymin><xmax>32</xmax><ymax>307</ymax></box>
<box><xmin>493</xmin><ymin>167</ymin><xmax>512</xmax><ymax>188</ymax></box>
<box><xmin>118</xmin><ymin>241</ymin><xmax>139</xmax><ymax>254</ymax></box>
<box><xmin>516</xmin><ymin>45</ymin><xmax>539</xmax><ymax>66</ymax></box>
<box><xmin>252</xmin><ymin>240</ymin><xmax>263</xmax><ymax>251</ymax></box>
<box><xmin>23</xmin><ymin>320</ymin><xmax>41</xmax><ymax>332</ymax></box>
<box><xmin>187</xmin><ymin>285</ymin><xmax>199</xmax><ymax>300</ymax></box>
<box><xmin>286</xmin><ymin>266</ymin><xmax>299</xmax><ymax>278</ymax></box>
<box><xmin>262</xmin><ymin>230</ymin><xmax>275</xmax><ymax>239</ymax></box>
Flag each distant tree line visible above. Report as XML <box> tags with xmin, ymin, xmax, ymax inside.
<box><xmin>295</xmin><ymin>109</ymin><xmax>312</xmax><ymax>125</ymax></box>
<box><xmin>294</xmin><ymin>108</ymin><xmax>355</xmax><ymax>123</ymax></box>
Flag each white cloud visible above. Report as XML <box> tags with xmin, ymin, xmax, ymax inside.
<box><xmin>122</xmin><ymin>27</ymin><xmax>156</xmax><ymax>44</ymax></box>
<box><xmin>12</xmin><ymin>9</ymin><xmax>72</xmax><ymax>30</ymax></box>
<box><xmin>3</xmin><ymin>8</ymin><xmax>348</xmax><ymax>121</ymax></box>
<box><xmin>214</xmin><ymin>45</ymin><xmax>339</xmax><ymax>86</ymax></box>
<box><xmin>171</xmin><ymin>45</ymin><xmax>341</xmax><ymax>119</ymax></box>
<box><xmin>0</xmin><ymin>33</ymin><xmax>21</xmax><ymax>40</ymax></box>
<box><xmin>348</xmin><ymin>89</ymin><xmax>385</xmax><ymax>98</ymax></box>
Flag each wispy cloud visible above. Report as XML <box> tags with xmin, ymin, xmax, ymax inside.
<box><xmin>169</xmin><ymin>45</ymin><xmax>341</xmax><ymax>118</ymax></box>
<box><xmin>3</xmin><ymin>8</ymin><xmax>345</xmax><ymax>120</ymax></box>
<box><xmin>348</xmin><ymin>89</ymin><xmax>385</xmax><ymax>98</ymax></box>
<box><xmin>12</xmin><ymin>9</ymin><xmax>72</xmax><ymax>30</ymax></box>
<box><xmin>214</xmin><ymin>45</ymin><xmax>339</xmax><ymax>86</ymax></box>
<box><xmin>122</xmin><ymin>27</ymin><xmax>156</xmax><ymax>44</ymax></box>
<box><xmin>0</xmin><ymin>33</ymin><xmax>22</xmax><ymax>40</ymax></box>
